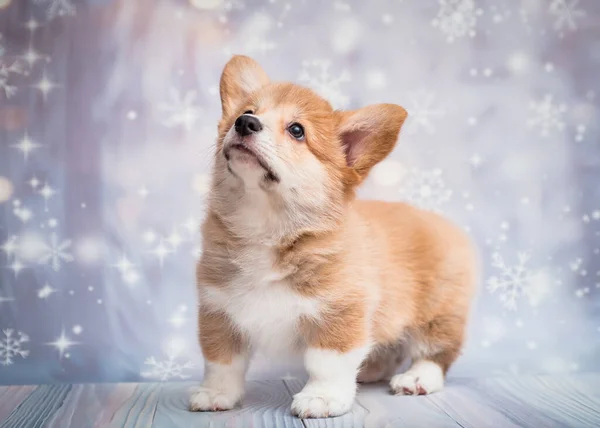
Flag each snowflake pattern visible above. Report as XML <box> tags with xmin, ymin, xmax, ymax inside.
<box><xmin>398</xmin><ymin>168</ymin><xmax>452</xmax><ymax>212</ymax></box>
<box><xmin>158</xmin><ymin>87</ymin><xmax>202</xmax><ymax>131</ymax></box>
<box><xmin>298</xmin><ymin>60</ymin><xmax>351</xmax><ymax>109</ymax></box>
<box><xmin>33</xmin><ymin>0</ymin><xmax>76</xmax><ymax>20</ymax></box>
<box><xmin>486</xmin><ymin>252</ymin><xmax>548</xmax><ymax>311</ymax></box>
<box><xmin>0</xmin><ymin>235</ymin><xmax>18</xmax><ymax>259</ymax></box>
<box><xmin>0</xmin><ymin>57</ymin><xmax>26</xmax><ymax>99</ymax></box>
<box><xmin>141</xmin><ymin>356</ymin><xmax>194</xmax><ymax>381</ymax></box>
<box><xmin>549</xmin><ymin>0</ymin><xmax>586</xmax><ymax>32</ymax></box>
<box><xmin>112</xmin><ymin>254</ymin><xmax>141</xmax><ymax>285</ymax></box>
<box><xmin>38</xmin><ymin>232</ymin><xmax>74</xmax><ymax>272</ymax></box>
<box><xmin>1</xmin><ymin>329</ymin><xmax>30</xmax><ymax>365</ymax></box>
<box><xmin>527</xmin><ymin>94</ymin><xmax>567</xmax><ymax>137</ymax></box>
<box><xmin>431</xmin><ymin>0</ymin><xmax>483</xmax><ymax>43</ymax></box>
<box><xmin>405</xmin><ymin>90</ymin><xmax>446</xmax><ymax>134</ymax></box>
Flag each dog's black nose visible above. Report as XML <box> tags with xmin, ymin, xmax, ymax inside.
<box><xmin>235</xmin><ymin>115</ymin><xmax>262</xmax><ymax>136</ymax></box>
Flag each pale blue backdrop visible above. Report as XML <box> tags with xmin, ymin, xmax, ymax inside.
<box><xmin>0</xmin><ymin>0</ymin><xmax>599</xmax><ymax>385</ymax></box>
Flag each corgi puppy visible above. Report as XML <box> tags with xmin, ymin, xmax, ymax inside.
<box><xmin>190</xmin><ymin>55</ymin><xmax>477</xmax><ymax>418</ymax></box>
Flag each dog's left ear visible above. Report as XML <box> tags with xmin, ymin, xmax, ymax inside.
<box><xmin>336</xmin><ymin>104</ymin><xmax>407</xmax><ymax>185</ymax></box>
<box><xmin>220</xmin><ymin>55</ymin><xmax>270</xmax><ymax>118</ymax></box>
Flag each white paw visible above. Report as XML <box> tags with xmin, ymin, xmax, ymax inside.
<box><xmin>291</xmin><ymin>391</ymin><xmax>352</xmax><ymax>418</ymax></box>
<box><xmin>189</xmin><ymin>385</ymin><xmax>243</xmax><ymax>412</ymax></box>
<box><xmin>390</xmin><ymin>360</ymin><xmax>444</xmax><ymax>396</ymax></box>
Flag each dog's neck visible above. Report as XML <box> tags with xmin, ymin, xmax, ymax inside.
<box><xmin>210</xmin><ymin>183</ymin><xmax>346</xmax><ymax>249</ymax></box>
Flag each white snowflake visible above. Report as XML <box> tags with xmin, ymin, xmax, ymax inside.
<box><xmin>1</xmin><ymin>329</ymin><xmax>30</xmax><ymax>365</ymax></box>
<box><xmin>33</xmin><ymin>70</ymin><xmax>59</xmax><ymax>100</ymax></box>
<box><xmin>149</xmin><ymin>239</ymin><xmax>174</xmax><ymax>268</ymax></box>
<box><xmin>398</xmin><ymin>168</ymin><xmax>452</xmax><ymax>212</ymax></box>
<box><xmin>158</xmin><ymin>87</ymin><xmax>201</xmax><ymax>131</ymax></box>
<box><xmin>38</xmin><ymin>283</ymin><xmax>57</xmax><ymax>299</ymax></box>
<box><xmin>166</xmin><ymin>230</ymin><xmax>184</xmax><ymax>249</ymax></box>
<box><xmin>0</xmin><ymin>59</ymin><xmax>26</xmax><ymax>99</ymax></box>
<box><xmin>549</xmin><ymin>0</ymin><xmax>585</xmax><ymax>32</ymax></box>
<box><xmin>487</xmin><ymin>251</ymin><xmax>549</xmax><ymax>311</ymax></box>
<box><xmin>527</xmin><ymin>94</ymin><xmax>567</xmax><ymax>137</ymax></box>
<box><xmin>0</xmin><ymin>235</ymin><xmax>18</xmax><ymax>260</ymax></box>
<box><xmin>112</xmin><ymin>254</ymin><xmax>141</xmax><ymax>285</ymax></box>
<box><xmin>405</xmin><ymin>90</ymin><xmax>446</xmax><ymax>134</ymax></box>
<box><xmin>141</xmin><ymin>356</ymin><xmax>194</xmax><ymax>381</ymax></box>
<box><xmin>38</xmin><ymin>232</ymin><xmax>74</xmax><ymax>272</ymax></box>
<box><xmin>298</xmin><ymin>60</ymin><xmax>351</xmax><ymax>109</ymax></box>
<box><xmin>47</xmin><ymin>329</ymin><xmax>78</xmax><ymax>359</ymax></box>
<box><xmin>431</xmin><ymin>0</ymin><xmax>483</xmax><ymax>43</ymax></box>
<box><xmin>7</xmin><ymin>258</ymin><xmax>26</xmax><ymax>277</ymax></box>
<box><xmin>11</xmin><ymin>133</ymin><xmax>42</xmax><ymax>161</ymax></box>
<box><xmin>182</xmin><ymin>217</ymin><xmax>199</xmax><ymax>235</ymax></box>
<box><xmin>33</xmin><ymin>0</ymin><xmax>76</xmax><ymax>20</ymax></box>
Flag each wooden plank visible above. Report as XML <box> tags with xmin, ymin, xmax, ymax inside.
<box><xmin>426</xmin><ymin>377</ymin><xmax>537</xmax><ymax>428</ymax></box>
<box><xmin>356</xmin><ymin>383</ymin><xmax>461</xmax><ymax>428</ymax></box>
<box><xmin>43</xmin><ymin>383</ymin><xmax>137</xmax><ymax>428</ymax></box>
<box><xmin>0</xmin><ymin>375</ymin><xmax>599</xmax><ymax>427</ymax></box>
<box><xmin>0</xmin><ymin>386</ymin><xmax>37</xmax><ymax>422</ymax></box>
<box><xmin>513</xmin><ymin>374</ymin><xmax>600</xmax><ymax>427</ymax></box>
<box><xmin>152</xmin><ymin>380</ymin><xmax>303</xmax><ymax>428</ymax></box>
<box><xmin>45</xmin><ymin>384</ymin><xmax>91</xmax><ymax>428</ymax></box>
<box><xmin>428</xmin><ymin>374</ymin><xmax>600</xmax><ymax>428</ymax></box>
<box><xmin>106</xmin><ymin>383</ymin><xmax>161</xmax><ymax>428</ymax></box>
<box><xmin>0</xmin><ymin>384</ymin><xmax>71</xmax><ymax>428</ymax></box>
<box><xmin>94</xmin><ymin>383</ymin><xmax>139</xmax><ymax>428</ymax></box>
<box><xmin>0</xmin><ymin>381</ymin><xmax>302</xmax><ymax>428</ymax></box>
<box><xmin>286</xmin><ymin>378</ymin><xmax>462</xmax><ymax>427</ymax></box>
<box><xmin>555</xmin><ymin>373</ymin><xmax>600</xmax><ymax>399</ymax></box>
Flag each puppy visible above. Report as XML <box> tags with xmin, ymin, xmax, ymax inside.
<box><xmin>190</xmin><ymin>55</ymin><xmax>477</xmax><ymax>418</ymax></box>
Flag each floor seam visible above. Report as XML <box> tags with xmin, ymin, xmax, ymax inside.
<box><xmin>281</xmin><ymin>379</ymin><xmax>308</xmax><ymax>428</ymax></box>
<box><xmin>426</xmin><ymin>396</ymin><xmax>466</xmax><ymax>428</ymax></box>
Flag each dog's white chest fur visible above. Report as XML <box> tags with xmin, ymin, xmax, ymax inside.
<box><xmin>202</xmin><ymin>245</ymin><xmax>319</xmax><ymax>355</ymax></box>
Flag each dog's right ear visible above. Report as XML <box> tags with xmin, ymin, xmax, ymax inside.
<box><xmin>220</xmin><ymin>55</ymin><xmax>270</xmax><ymax>118</ymax></box>
<box><xmin>335</xmin><ymin>103</ymin><xmax>407</xmax><ymax>186</ymax></box>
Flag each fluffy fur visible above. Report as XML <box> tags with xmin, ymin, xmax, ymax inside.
<box><xmin>190</xmin><ymin>55</ymin><xmax>478</xmax><ymax>418</ymax></box>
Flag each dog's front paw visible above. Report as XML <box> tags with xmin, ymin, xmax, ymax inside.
<box><xmin>389</xmin><ymin>360</ymin><xmax>444</xmax><ymax>396</ymax></box>
<box><xmin>291</xmin><ymin>391</ymin><xmax>353</xmax><ymax>418</ymax></box>
<box><xmin>189</xmin><ymin>385</ymin><xmax>243</xmax><ymax>412</ymax></box>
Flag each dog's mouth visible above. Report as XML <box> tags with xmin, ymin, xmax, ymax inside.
<box><xmin>224</xmin><ymin>143</ymin><xmax>280</xmax><ymax>183</ymax></box>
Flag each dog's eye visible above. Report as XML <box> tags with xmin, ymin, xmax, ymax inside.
<box><xmin>243</xmin><ymin>110</ymin><xmax>254</xmax><ymax>115</ymax></box>
<box><xmin>288</xmin><ymin>123</ymin><xmax>305</xmax><ymax>141</ymax></box>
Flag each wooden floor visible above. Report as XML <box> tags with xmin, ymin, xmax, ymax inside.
<box><xmin>1</xmin><ymin>373</ymin><xmax>599</xmax><ymax>427</ymax></box>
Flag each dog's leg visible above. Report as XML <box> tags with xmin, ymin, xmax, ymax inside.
<box><xmin>292</xmin><ymin>310</ymin><xmax>370</xmax><ymax>418</ymax></box>
<box><xmin>390</xmin><ymin>316</ymin><xmax>465</xmax><ymax>396</ymax></box>
<box><xmin>357</xmin><ymin>344</ymin><xmax>406</xmax><ymax>383</ymax></box>
<box><xmin>189</xmin><ymin>309</ymin><xmax>249</xmax><ymax>412</ymax></box>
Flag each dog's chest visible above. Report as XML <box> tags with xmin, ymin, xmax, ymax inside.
<box><xmin>203</xmin><ymin>246</ymin><xmax>319</xmax><ymax>354</ymax></box>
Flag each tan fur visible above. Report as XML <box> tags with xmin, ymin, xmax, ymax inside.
<box><xmin>198</xmin><ymin>308</ymin><xmax>246</xmax><ymax>364</ymax></box>
<box><xmin>196</xmin><ymin>55</ymin><xmax>477</xmax><ymax>384</ymax></box>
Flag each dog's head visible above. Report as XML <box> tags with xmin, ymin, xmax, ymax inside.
<box><xmin>209</xmin><ymin>55</ymin><xmax>407</xmax><ymax>241</ymax></box>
